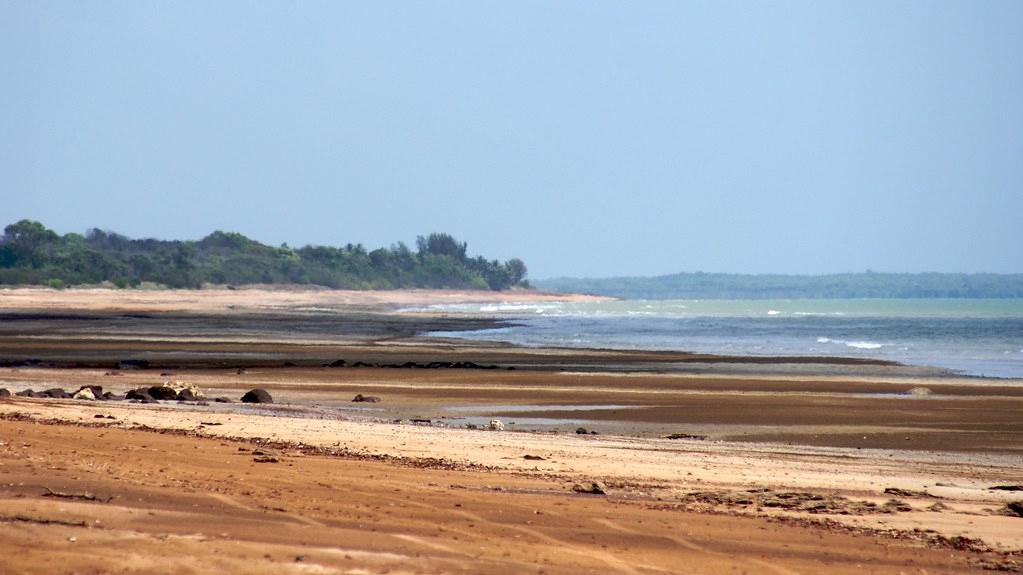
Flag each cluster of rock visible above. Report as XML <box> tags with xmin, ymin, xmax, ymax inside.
<box><xmin>0</xmin><ymin>384</ymin><xmax>273</xmax><ymax>405</ymax></box>
<box><xmin>6</xmin><ymin>385</ymin><xmax>119</xmax><ymax>400</ymax></box>
<box><xmin>125</xmin><ymin>382</ymin><xmax>206</xmax><ymax>403</ymax></box>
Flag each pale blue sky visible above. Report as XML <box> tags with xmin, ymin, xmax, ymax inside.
<box><xmin>3</xmin><ymin>1</ymin><xmax>1021</xmax><ymax>278</ymax></box>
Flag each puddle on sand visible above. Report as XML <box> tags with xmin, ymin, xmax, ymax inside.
<box><xmin>444</xmin><ymin>404</ymin><xmax>631</xmax><ymax>413</ymax></box>
<box><xmin>440</xmin><ymin>416</ymin><xmax>598</xmax><ymax>427</ymax></box>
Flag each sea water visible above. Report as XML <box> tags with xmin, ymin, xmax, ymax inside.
<box><xmin>413</xmin><ymin>299</ymin><xmax>1023</xmax><ymax>379</ymax></box>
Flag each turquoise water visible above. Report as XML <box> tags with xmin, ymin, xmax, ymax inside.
<box><xmin>413</xmin><ymin>299</ymin><xmax>1023</xmax><ymax>379</ymax></box>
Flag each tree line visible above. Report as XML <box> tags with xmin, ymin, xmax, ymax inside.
<box><xmin>0</xmin><ymin>220</ymin><xmax>529</xmax><ymax>291</ymax></box>
<box><xmin>536</xmin><ymin>271</ymin><xmax>1023</xmax><ymax>299</ymax></box>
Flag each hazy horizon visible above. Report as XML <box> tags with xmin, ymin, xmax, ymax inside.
<box><xmin>4</xmin><ymin>2</ymin><xmax>1021</xmax><ymax>278</ymax></box>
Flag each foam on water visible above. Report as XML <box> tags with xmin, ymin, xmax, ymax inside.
<box><xmin>422</xmin><ymin>298</ymin><xmax>1023</xmax><ymax>379</ymax></box>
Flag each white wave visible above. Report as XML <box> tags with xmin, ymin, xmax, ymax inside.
<box><xmin>767</xmin><ymin>310</ymin><xmax>781</xmax><ymax>316</ymax></box>
<box><xmin>845</xmin><ymin>341</ymin><xmax>885</xmax><ymax>350</ymax></box>
<box><xmin>816</xmin><ymin>336</ymin><xmax>885</xmax><ymax>350</ymax></box>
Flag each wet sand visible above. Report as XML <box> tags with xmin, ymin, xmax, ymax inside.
<box><xmin>0</xmin><ymin>288</ymin><xmax>1021</xmax><ymax>573</ymax></box>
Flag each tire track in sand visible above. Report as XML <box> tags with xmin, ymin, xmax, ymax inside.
<box><xmin>596</xmin><ymin>518</ymin><xmax>801</xmax><ymax>575</ymax></box>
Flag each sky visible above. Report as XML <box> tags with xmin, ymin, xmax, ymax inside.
<box><xmin>2</xmin><ymin>1</ymin><xmax>1021</xmax><ymax>279</ymax></box>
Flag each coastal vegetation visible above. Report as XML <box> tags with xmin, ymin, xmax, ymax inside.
<box><xmin>537</xmin><ymin>271</ymin><xmax>1023</xmax><ymax>299</ymax></box>
<box><xmin>0</xmin><ymin>220</ymin><xmax>528</xmax><ymax>290</ymax></box>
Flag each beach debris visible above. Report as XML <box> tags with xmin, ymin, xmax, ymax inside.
<box><xmin>93</xmin><ymin>414</ymin><xmax>116</xmax><ymax>420</ymax></box>
<box><xmin>906</xmin><ymin>386</ymin><xmax>932</xmax><ymax>396</ymax></box>
<box><xmin>410</xmin><ymin>418</ymin><xmax>432</xmax><ymax>425</ymax></box>
<box><xmin>572</xmin><ymin>481</ymin><xmax>608</xmax><ymax>495</ymax></box>
<box><xmin>241</xmin><ymin>389</ymin><xmax>273</xmax><ymax>404</ymax></box>
<box><xmin>214</xmin><ymin>397</ymin><xmax>233</xmax><ymax>403</ymax></box>
<box><xmin>575</xmin><ymin>427</ymin><xmax>598</xmax><ymax>435</ymax></box>
<box><xmin>884</xmin><ymin>487</ymin><xmax>936</xmax><ymax>498</ymax></box>
<box><xmin>990</xmin><ymin>485</ymin><xmax>1023</xmax><ymax>491</ymax></box>
<box><xmin>488</xmin><ymin>419</ymin><xmax>505</xmax><ymax>431</ymax></box>
<box><xmin>43</xmin><ymin>486</ymin><xmax>112</xmax><ymax>503</ymax></box>
<box><xmin>1004</xmin><ymin>502</ymin><xmax>1023</xmax><ymax>518</ymax></box>
<box><xmin>665</xmin><ymin>433</ymin><xmax>707</xmax><ymax>440</ymax></box>
<box><xmin>352</xmin><ymin>394</ymin><xmax>381</xmax><ymax>403</ymax></box>
<box><xmin>681</xmin><ymin>489</ymin><xmax>913</xmax><ymax>515</ymax></box>
<box><xmin>523</xmin><ymin>454</ymin><xmax>545</xmax><ymax>461</ymax></box>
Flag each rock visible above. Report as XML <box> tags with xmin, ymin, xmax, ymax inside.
<box><xmin>236</xmin><ymin>368</ymin><xmax>247</xmax><ymax>374</ymax></box>
<box><xmin>15</xmin><ymin>389</ymin><xmax>38</xmax><ymax>398</ymax></box>
<box><xmin>576</xmin><ymin>427</ymin><xmax>589</xmax><ymax>435</ymax></box>
<box><xmin>0</xmin><ymin>388</ymin><xmax>10</xmax><ymax>398</ymax></box>
<box><xmin>1006</xmin><ymin>501</ymin><xmax>1023</xmax><ymax>518</ymax></box>
<box><xmin>488</xmin><ymin>419</ymin><xmax>504</xmax><ymax>431</ymax></box>
<box><xmin>352</xmin><ymin>394</ymin><xmax>381</xmax><ymax>403</ymax></box>
<box><xmin>523</xmin><ymin>454</ymin><xmax>545</xmax><ymax>461</ymax></box>
<box><xmin>214</xmin><ymin>397</ymin><xmax>233</xmax><ymax>403</ymax></box>
<box><xmin>241</xmin><ymin>389</ymin><xmax>273</xmax><ymax>404</ymax></box>
<box><xmin>125</xmin><ymin>388</ymin><xmax>154</xmax><ymax>401</ymax></box>
<box><xmin>41</xmin><ymin>388</ymin><xmax>71</xmax><ymax>399</ymax></box>
<box><xmin>990</xmin><ymin>485</ymin><xmax>1023</xmax><ymax>491</ymax></box>
<box><xmin>73</xmin><ymin>388</ymin><xmax>96</xmax><ymax>400</ymax></box>
<box><xmin>326</xmin><ymin>360</ymin><xmax>347</xmax><ymax>368</ymax></box>
<box><xmin>165</xmin><ymin>381</ymin><xmax>205</xmax><ymax>399</ymax></box>
<box><xmin>101</xmin><ymin>392</ymin><xmax>121</xmax><ymax>400</ymax></box>
<box><xmin>76</xmin><ymin>385</ymin><xmax>103</xmax><ymax>397</ymax></box>
<box><xmin>118</xmin><ymin>359</ymin><xmax>150</xmax><ymax>370</ymax></box>
<box><xmin>928</xmin><ymin>501</ymin><xmax>949</xmax><ymax>512</ymax></box>
<box><xmin>572</xmin><ymin>481</ymin><xmax>608</xmax><ymax>495</ymax></box>
<box><xmin>147</xmin><ymin>386</ymin><xmax>179</xmax><ymax>400</ymax></box>
<box><xmin>177</xmin><ymin>388</ymin><xmax>199</xmax><ymax>401</ymax></box>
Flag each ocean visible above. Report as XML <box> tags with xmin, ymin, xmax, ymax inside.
<box><xmin>412</xmin><ymin>298</ymin><xmax>1023</xmax><ymax>379</ymax></box>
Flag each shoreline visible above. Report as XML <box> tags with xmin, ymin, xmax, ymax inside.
<box><xmin>0</xmin><ymin>287</ymin><xmax>1021</xmax><ymax>572</ymax></box>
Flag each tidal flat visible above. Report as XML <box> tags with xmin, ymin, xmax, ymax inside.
<box><xmin>0</xmin><ymin>288</ymin><xmax>1020</xmax><ymax>574</ymax></box>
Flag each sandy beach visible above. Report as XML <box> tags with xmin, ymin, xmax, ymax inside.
<box><xmin>1</xmin><ymin>288</ymin><xmax>1021</xmax><ymax>574</ymax></box>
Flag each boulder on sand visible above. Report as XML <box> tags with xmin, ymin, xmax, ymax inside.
<box><xmin>241</xmin><ymin>389</ymin><xmax>273</xmax><ymax>404</ymax></box>
<box><xmin>177</xmin><ymin>388</ymin><xmax>199</xmax><ymax>401</ymax></box>
<box><xmin>125</xmin><ymin>388</ymin><xmax>154</xmax><ymax>401</ymax></box>
<box><xmin>0</xmin><ymin>388</ymin><xmax>10</xmax><ymax>398</ymax></box>
<box><xmin>41</xmin><ymin>388</ymin><xmax>71</xmax><ymax>399</ymax></box>
<box><xmin>147</xmin><ymin>386</ymin><xmax>179</xmax><ymax>400</ymax></box>
<box><xmin>73</xmin><ymin>388</ymin><xmax>96</xmax><ymax>400</ymax></box>
<box><xmin>352</xmin><ymin>394</ymin><xmax>381</xmax><ymax>403</ymax></box>
<box><xmin>74</xmin><ymin>385</ymin><xmax>103</xmax><ymax>400</ymax></box>
<box><xmin>15</xmin><ymin>389</ymin><xmax>38</xmax><ymax>398</ymax></box>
